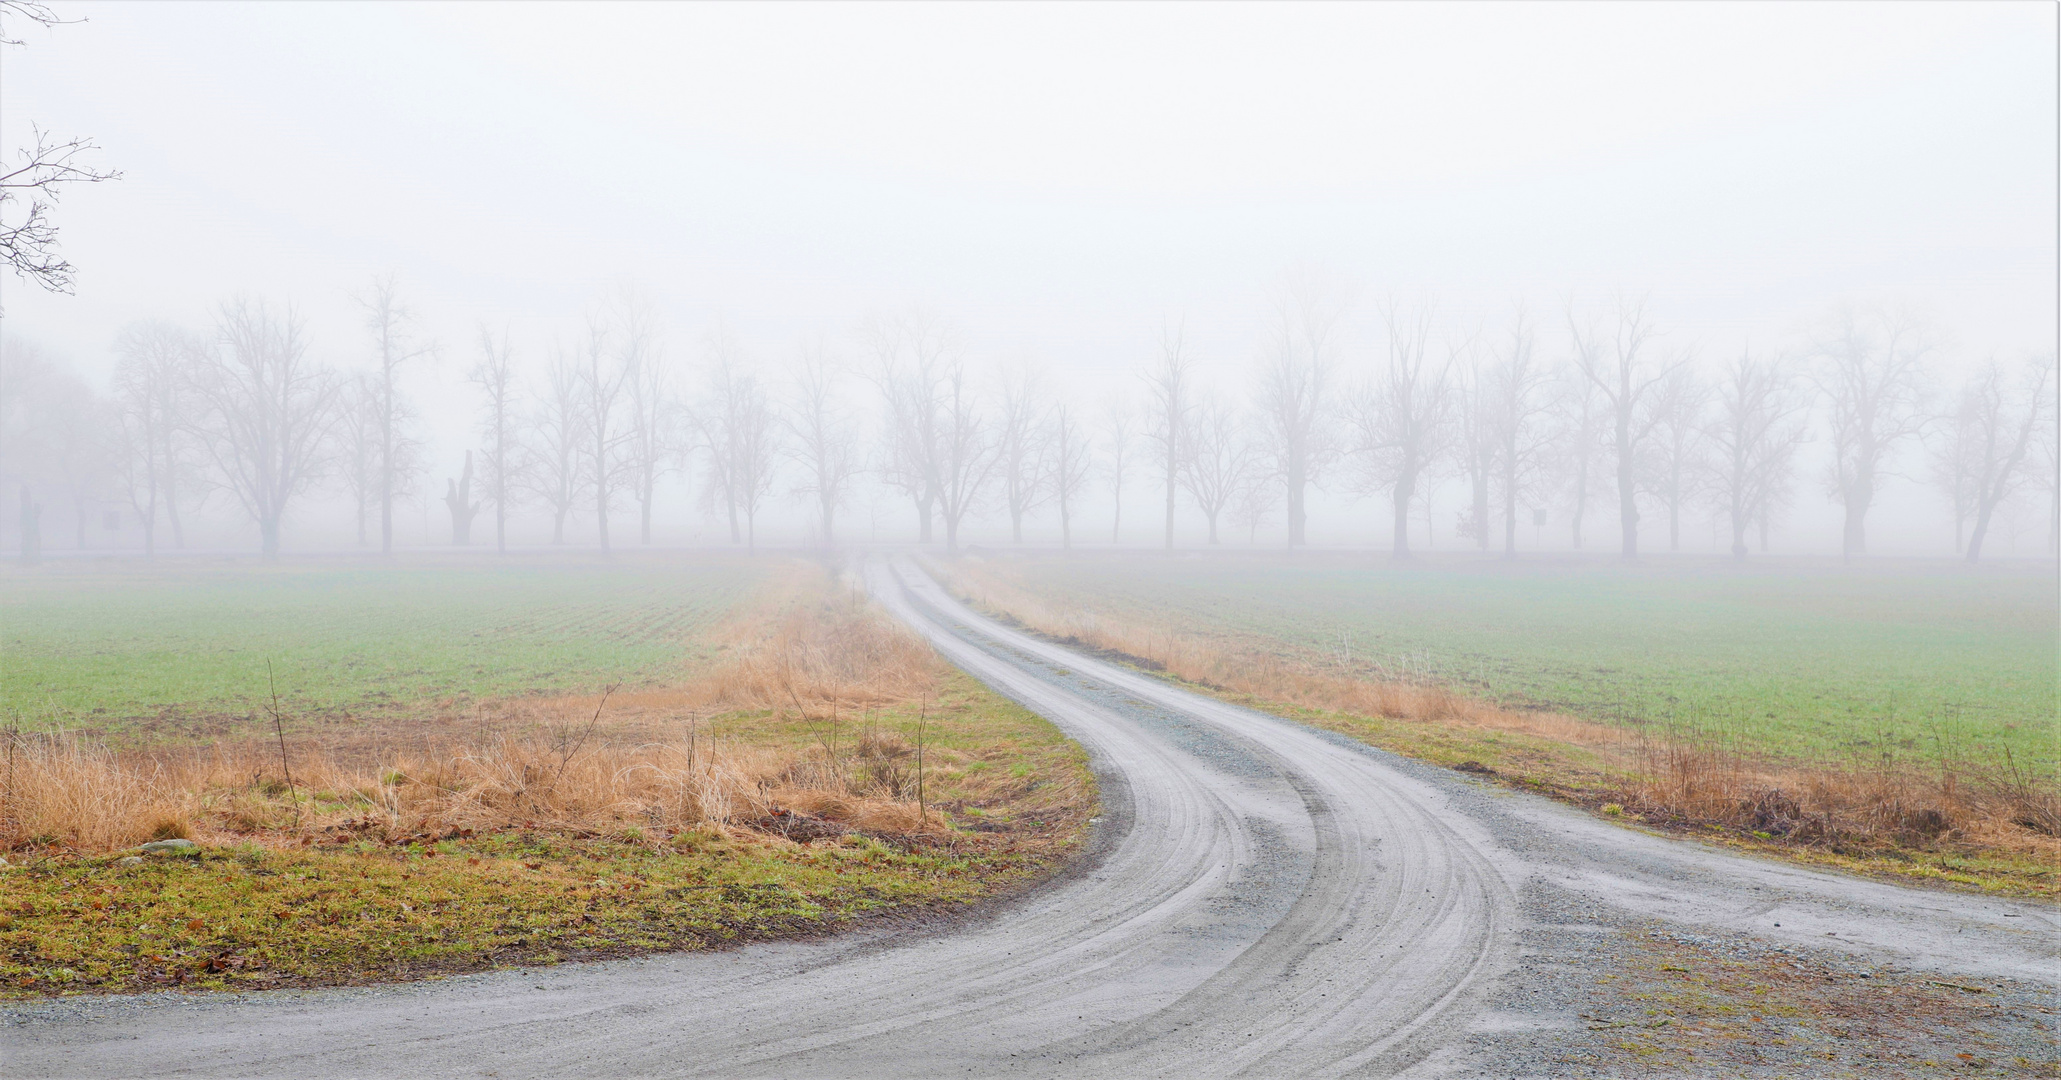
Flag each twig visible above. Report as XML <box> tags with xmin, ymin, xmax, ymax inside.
<box><xmin>266</xmin><ymin>660</ymin><xmax>303</xmax><ymax>830</ymax></box>
<box><xmin>916</xmin><ymin>700</ymin><xmax>928</xmax><ymax>825</ymax></box>
<box><xmin>552</xmin><ymin>684</ymin><xmax>616</xmax><ymax>784</ymax></box>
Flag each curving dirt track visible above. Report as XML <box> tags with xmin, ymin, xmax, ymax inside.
<box><xmin>6</xmin><ymin>558</ymin><xmax>2054</xmax><ymax>1078</ymax></box>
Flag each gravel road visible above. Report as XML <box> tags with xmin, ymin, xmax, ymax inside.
<box><xmin>6</xmin><ymin>558</ymin><xmax>2054</xmax><ymax>1077</ymax></box>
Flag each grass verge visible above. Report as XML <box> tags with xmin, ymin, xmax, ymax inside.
<box><xmin>0</xmin><ymin>561</ymin><xmax>1097</xmax><ymax>998</ymax></box>
<box><xmin>932</xmin><ymin>557</ymin><xmax>2058</xmax><ymax>901</ymax></box>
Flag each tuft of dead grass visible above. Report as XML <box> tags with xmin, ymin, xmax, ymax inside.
<box><xmin>934</xmin><ymin>557</ymin><xmax>2061</xmax><ymax>879</ymax></box>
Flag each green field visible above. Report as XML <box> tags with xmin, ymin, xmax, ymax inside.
<box><xmin>0</xmin><ymin>554</ymin><xmax>770</xmax><ymax>730</ymax></box>
<box><xmin>964</xmin><ymin>553</ymin><xmax>2060</xmax><ymax>771</ymax></box>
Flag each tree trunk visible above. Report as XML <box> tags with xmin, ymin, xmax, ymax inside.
<box><xmin>1616</xmin><ymin>424</ymin><xmax>1639</xmax><ymax>560</ymax></box>
<box><xmin>1841</xmin><ymin>481</ymin><xmax>1871</xmax><ymax>562</ymax></box>
<box><xmin>496</xmin><ymin>500</ymin><xmax>506</xmax><ymax>555</ymax></box>
<box><xmin>1501</xmin><ymin>461</ymin><xmax>1519</xmax><ymax>559</ymax></box>
<box><xmin>917</xmin><ymin>494</ymin><xmax>934</xmax><ymax>544</ymax></box>
<box><xmin>1206</xmin><ymin>512</ymin><xmax>1219</xmax><ymax>545</ymax></box>
<box><xmin>1391</xmin><ymin>471</ymin><xmax>1413</xmax><ymax>559</ymax></box>
<box><xmin>820</xmin><ymin>494</ymin><xmax>836</xmax><ymax>547</ymax></box>
<box><xmin>261</xmin><ymin>515</ymin><xmax>281</xmax><ymax>561</ymax></box>
<box><xmin>1163</xmin><ymin>466</ymin><xmax>1176</xmax><ymax>553</ymax></box>
<box><xmin>553</xmin><ymin>507</ymin><xmax>566</xmax><ymax>545</ymax></box>
<box><xmin>1060</xmin><ymin>496</ymin><xmax>1072</xmax><ymax>551</ymax></box>
<box><xmin>1472</xmin><ymin>474</ymin><xmax>1490</xmax><ymax>552</ymax></box>
<box><xmin>1286</xmin><ymin>465</ymin><xmax>1306</xmax><ymax>547</ymax></box>
<box><xmin>1011</xmin><ymin>509</ymin><xmax>1024</xmax><ymax>545</ymax></box>
<box><xmin>640</xmin><ymin>485</ymin><xmax>653</xmax><ymax>545</ymax></box>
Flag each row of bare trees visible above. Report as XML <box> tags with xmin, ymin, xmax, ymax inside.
<box><xmin>2</xmin><ymin>290</ymin><xmax>2053</xmax><ymax>561</ymax></box>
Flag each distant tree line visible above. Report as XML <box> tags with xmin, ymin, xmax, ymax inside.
<box><xmin>0</xmin><ymin>281</ymin><xmax>2053</xmax><ymax>563</ymax></box>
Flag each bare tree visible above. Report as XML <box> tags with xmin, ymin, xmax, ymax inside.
<box><xmin>1961</xmin><ymin>354</ymin><xmax>2055</xmax><ymax>563</ymax></box>
<box><xmin>575</xmin><ymin>318</ymin><xmax>634</xmax><ymax>552</ymax></box>
<box><xmin>694</xmin><ymin>343</ymin><xmax>781</xmax><ymax>549</ymax></box>
<box><xmin>994</xmin><ymin>368</ymin><xmax>1053</xmax><ymax>544</ymax></box>
<box><xmin>1557</xmin><ymin>366</ymin><xmax>1608</xmax><ymax>550</ymax></box>
<box><xmin>1141</xmin><ymin>329</ymin><xmax>1194</xmax><ymax>552</ymax></box>
<box><xmin>188</xmin><ymin>298</ymin><xmax>340</xmax><ymax>559</ymax></box>
<box><xmin>933</xmin><ymin>363</ymin><xmax>996</xmax><ymax>552</ymax></box>
<box><xmin>469</xmin><ymin>326</ymin><xmax>523</xmax><ymax>555</ymax></box>
<box><xmin>784</xmin><ymin>345</ymin><xmax>860</xmax><ymax>545</ymax></box>
<box><xmin>357</xmin><ymin>275</ymin><xmax>433</xmax><ymax>555</ymax></box>
<box><xmin>338</xmin><ymin>374</ymin><xmax>381</xmax><ymax>547</ymax></box>
<box><xmin>45</xmin><ymin>364</ymin><xmax>108</xmax><ymax>548</ymax></box>
<box><xmin>1486</xmin><ymin>311</ymin><xmax>1559</xmax><ymax>558</ymax></box>
<box><xmin>1255</xmin><ymin>284</ymin><xmax>1342</xmax><ymax>547</ymax></box>
<box><xmin>524</xmin><ymin>346</ymin><xmax>587</xmax><ymax>545</ymax></box>
<box><xmin>1230</xmin><ymin>469</ymin><xmax>1280</xmax><ymax>545</ymax></box>
<box><xmin>442</xmin><ymin>451</ymin><xmax>479</xmax><ymax>544</ymax></box>
<box><xmin>1350</xmin><ymin>301</ymin><xmax>1453</xmax><ymax>558</ymax></box>
<box><xmin>1569</xmin><ymin>300</ymin><xmax>1685</xmax><ymax>560</ymax></box>
<box><xmin>1101</xmin><ymin>404</ymin><xmax>1134</xmax><ymax>544</ymax></box>
<box><xmin>0</xmin><ymin>3</ymin><xmax>120</xmax><ymax>299</ymax></box>
<box><xmin>1179</xmin><ymin>396</ymin><xmax>1255</xmax><ymax>545</ymax></box>
<box><xmin>1644</xmin><ymin>362</ymin><xmax>1711</xmax><ymax>552</ymax></box>
<box><xmin>1050</xmin><ymin>402</ymin><xmax>1094</xmax><ymax>551</ymax></box>
<box><xmin>867</xmin><ymin>314</ymin><xmax>953</xmax><ymax>543</ymax></box>
<box><xmin>614</xmin><ymin>293</ymin><xmax>676</xmax><ymax>545</ymax></box>
<box><xmin>1927</xmin><ymin>381</ymin><xmax>1984</xmax><ymax>554</ymax></box>
<box><xmin>1813</xmin><ymin>308</ymin><xmax>1932</xmax><ymax>561</ymax></box>
<box><xmin>1706</xmin><ymin>351</ymin><xmax>1808</xmax><ymax>559</ymax></box>
<box><xmin>111</xmin><ymin>323</ymin><xmax>196</xmax><ymax>555</ymax></box>
<box><xmin>1453</xmin><ymin>341</ymin><xmax>1498</xmax><ymax>551</ymax></box>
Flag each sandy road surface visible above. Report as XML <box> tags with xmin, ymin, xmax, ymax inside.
<box><xmin>6</xmin><ymin>559</ymin><xmax>2054</xmax><ymax>1078</ymax></box>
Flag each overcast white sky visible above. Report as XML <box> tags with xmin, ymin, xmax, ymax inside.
<box><xmin>3</xmin><ymin>1</ymin><xmax>2054</xmax><ymax>549</ymax></box>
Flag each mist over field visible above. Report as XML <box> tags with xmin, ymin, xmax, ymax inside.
<box><xmin>4</xmin><ymin>8</ymin><xmax>2061</xmax><ymax>1070</ymax></box>
<box><xmin>0</xmin><ymin>2</ymin><xmax>2054</xmax><ymax>560</ymax></box>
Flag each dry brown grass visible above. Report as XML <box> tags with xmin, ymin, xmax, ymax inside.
<box><xmin>0</xmin><ymin>569</ymin><xmax>959</xmax><ymax>855</ymax></box>
<box><xmin>935</xmin><ymin>558</ymin><xmax>2061</xmax><ymax>868</ymax></box>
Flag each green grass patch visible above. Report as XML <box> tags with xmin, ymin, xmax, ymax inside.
<box><xmin>0</xmin><ymin>827</ymin><xmax>1052</xmax><ymax>996</ymax></box>
<box><xmin>963</xmin><ymin>553</ymin><xmax>2059</xmax><ymax>772</ymax></box>
<box><xmin>0</xmin><ymin>554</ymin><xmax>767</xmax><ymax>735</ymax></box>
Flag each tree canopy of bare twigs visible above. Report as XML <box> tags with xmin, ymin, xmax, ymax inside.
<box><xmin>1813</xmin><ymin>308</ymin><xmax>1933</xmax><ymax>561</ymax></box>
<box><xmin>1959</xmin><ymin>354</ymin><xmax>2054</xmax><ymax>562</ymax></box>
<box><xmin>784</xmin><ymin>345</ymin><xmax>859</xmax><ymax>545</ymax></box>
<box><xmin>356</xmin><ymin>275</ymin><xmax>433</xmax><ymax>556</ymax></box>
<box><xmin>469</xmin><ymin>326</ymin><xmax>524</xmax><ymax>554</ymax></box>
<box><xmin>1485</xmin><ymin>311</ymin><xmax>1557</xmax><ymax>558</ymax></box>
<box><xmin>868</xmin><ymin>314</ymin><xmax>954</xmax><ymax>544</ymax></box>
<box><xmin>994</xmin><ymin>368</ymin><xmax>1053</xmax><ymax>545</ymax></box>
<box><xmin>1255</xmin><ymin>284</ymin><xmax>1342</xmax><ymax>547</ymax></box>
<box><xmin>1050</xmin><ymin>402</ymin><xmax>1094</xmax><ymax>550</ymax></box>
<box><xmin>693</xmin><ymin>337</ymin><xmax>781</xmax><ymax>549</ymax></box>
<box><xmin>524</xmin><ymin>345</ymin><xmax>587</xmax><ymax>545</ymax></box>
<box><xmin>1706</xmin><ymin>351</ymin><xmax>1808</xmax><ymax>559</ymax></box>
<box><xmin>1142</xmin><ymin>329</ymin><xmax>1194</xmax><ymax>553</ymax></box>
<box><xmin>1568</xmin><ymin>299</ymin><xmax>1687</xmax><ymax>559</ymax></box>
<box><xmin>931</xmin><ymin>363</ymin><xmax>995</xmax><ymax>552</ymax></box>
<box><xmin>0</xmin><ymin>3</ymin><xmax>120</xmax><ymax>299</ymax></box>
<box><xmin>187</xmin><ymin>299</ymin><xmax>340</xmax><ymax>560</ymax></box>
<box><xmin>111</xmin><ymin>322</ymin><xmax>199</xmax><ymax>555</ymax></box>
<box><xmin>1179</xmin><ymin>396</ymin><xmax>1255</xmax><ymax>545</ymax></box>
<box><xmin>1100</xmin><ymin>404</ymin><xmax>1134</xmax><ymax>545</ymax></box>
<box><xmin>1350</xmin><ymin>300</ymin><xmax>1453</xmax><ymax>558</ymax></box>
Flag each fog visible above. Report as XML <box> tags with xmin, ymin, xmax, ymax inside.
<box><xmin>2</xmin><ymin>1</ymin><xmax>2055</xmax><ymax>558</ymax></box>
